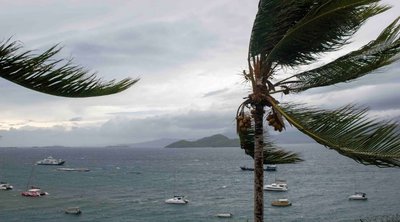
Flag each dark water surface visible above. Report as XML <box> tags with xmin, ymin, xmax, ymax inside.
<box><xmin>0</xmin><ymin>144</ymin><xmax>399</xmax><ymax>222</ymax></box>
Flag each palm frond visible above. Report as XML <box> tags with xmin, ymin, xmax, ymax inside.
<box><xmin>249</xmin><ymin>0</ymin><xmax>314</xmax><ymax>59</ymax></box>
<box><xmin>251</xmin><ymin>0</ymin><xmax>389</xmax><ymax>67</ymax></box>
<box><xmin>277</xmin><ymin>17</ymin><xmax>400</xmax><ymax>92</ymax></box>
<box><xmin>272</xmin><ymin>102</ymin><xmax>400</xmax><ymax>167</ymax></box>
<box><xmin>238</xmin><ymin>127</ymin><xmax>303</xmax><ymax>164</ymax></box>
<box><xmin>0</xmin><ymin>39</ymin><xmax>138</xmax><ymax>97</ymax></box>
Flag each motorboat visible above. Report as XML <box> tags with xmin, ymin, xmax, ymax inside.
<box><xmin>37</xmin><ymin>156</ymin><xmax>65</xmax><ymax>165</ymax></box>
<box><xmin>65</xmin><ymin>207</ymin><xmax>82</xmax><ymax>215</ymax></box>
<box><xmin>0</xmin><ymin>182</ymin><xmax>13</xmax><ymax>190</ymax></box>
<box><xmin>264</xmin><ymin>182</ymin><xmax>288</xmax><ymax>192</ymax></box>
<box><xmin>264</xmin><ymin>183</ymin><xmax>288</xmax><ymax>191</ymax></box>
<box><xmin>215</xmin><ymin>213</ymin><xmax>233</xmax><ymax>218</ymax></box>
<box><xmin>165</xmin><ymin>196</ymin><xmax>189</xmax><ymax>204</ymax></box>
<box><xmin>21</xmin><ymin>187</ymin><xmax>49</xmax><ymax>197</ymax></box>
<box><xmin>271</xmin><ymin>199</ymin><xmax>292</xmax><ymax>207</ymax></box>
<box><xmin>349</xmin><ymin>192</ymin><xmax>367</xmax><ymax>200</ymax></box>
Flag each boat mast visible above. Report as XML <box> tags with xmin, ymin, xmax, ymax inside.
<box><xmin>26</xmin><ymin>164</ymin><xmax>36</xmax><ymax>190</ymax></box>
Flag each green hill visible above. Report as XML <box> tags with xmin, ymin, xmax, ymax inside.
<box><xmin>165</xmin><ymin>134</ymin><xmax>239</xmax><ymax>148</ymax></box>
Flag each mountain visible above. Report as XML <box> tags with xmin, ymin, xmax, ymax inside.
<box><xmin>128</xmin><ymin>138</ymin><xmax>180</xmax><ymax>148</ymax></box>
<box><xmin>165</xmin><ymin>134</ymin><xmax>239</xmax><ymax>148</ymax></box>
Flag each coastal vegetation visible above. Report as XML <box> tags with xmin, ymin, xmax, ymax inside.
<box><xmin>238</xmin><ymin>0</ymin><xmax>400</xmax><ymax>221</ymax></box>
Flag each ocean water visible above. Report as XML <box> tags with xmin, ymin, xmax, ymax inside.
<box><xmin>0</xmin><ymin>143</ymin><xmax>399</xmax><ymax>222</ymax></box>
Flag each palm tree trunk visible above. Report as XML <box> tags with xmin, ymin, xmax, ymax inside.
<box><xmin>253</xmin><ymin>104</ymin><xmax>264</xmax><ymax>222</ymax></box>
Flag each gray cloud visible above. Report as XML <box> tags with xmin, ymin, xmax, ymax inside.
<box><xmin>0</xmin><ymin>109</ymin><xmax>236</xmax><ymax>147</ymax></box>
<box><xmin>0</xmin><ymin>0</ymin><xmax>399</xmax><ymax>147</ymax></box>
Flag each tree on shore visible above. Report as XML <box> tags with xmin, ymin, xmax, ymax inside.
<box><xmin>0</xmin><ymin>39</ymin><xmax>137</xmax><ymax>97</ymax></box>
<box><xmin>236</xmin><ymin>1</ymin><xmax>400</xmax><ymax>221</ymax></box>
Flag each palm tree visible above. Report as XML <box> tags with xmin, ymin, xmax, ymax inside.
<box><xmin>0</xmin><ymin>39</ymin><xmax>138</xmax><ymax>97</ymax></box>
<box><xmin>236</xmin><ymin>1</ymin><xmax>400</xmax><ymax>221</ymax></box>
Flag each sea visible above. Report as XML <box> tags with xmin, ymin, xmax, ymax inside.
<box><xmin>0</xmin><ymin>143</ymin><xmax>399</xmax><ymax>222</ymax></box>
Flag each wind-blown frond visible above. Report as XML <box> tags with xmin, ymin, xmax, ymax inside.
<box><xmin>0</xmin><ymin>40</ymin><xmax>138</xmax><ymax>97</ymax></box>
<box><xmin>249</xmin><ymin>0</ymin><xmax>313</xmax><ymax>59</ymax></box>
<box><xmin>277</xmin><ymin>17</ymin><xmax>400</xmax><ymax>92</ymax></box>
<box><xmin>250</xmin><ymin>0</ymin><xmax>389</xmax><ymax>67</ymax></box>
<box><xmin>272</xmin><ymin>102</ymin><xmax>400</xmax><ymax>167</ymax></box>
<box><xmin>238</xmin><ymin>128</ymin><xmax>303</xmax><ymax>164</ymax></box>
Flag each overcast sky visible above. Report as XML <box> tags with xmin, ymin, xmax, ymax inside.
<box><xmin>0</xmin><ymin>0</ymin><xmax>399</xmax><ymax>147</ymax></box>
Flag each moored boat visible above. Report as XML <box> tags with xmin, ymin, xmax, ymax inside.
<box><xmin>265</xmin><ymin>165</ymin><xmax>277</xmax><ymax>171</ymax></box>
<box><xmin>65</xmin><ymin>207</ymin><xmax>82</xmax><ymax>215</ymax></box>
<box><xmin>264</xmin><ymin>183</ymin><xmax>288</xmax><ymax>191</ymax></box>
<box><xmin>215</xmin><ymin>213</ymin><xmax>233</xmax><ymax>218</ymax></box>
<box><xmin>165</xmin><ymin>195</ymin><xmax>189</xmax><ymax>204</ymax></box>
<box><xmin>264</xmin><ymin>180</ymin><xmax>288</xmax><ymax>192</ymax></box>
<box><xmin>349</xmin><ymin>192</ymin><xmax>367</xmax><ymax>200</ymax></box>
<box><xmin>37</xmin><ymin>156</ymin><xmax>65</xmax><ymax>165</ymax></box>
<box><xmin>21</xmin><ymin>187</ymin><xmax>49</xmax><ymax>197</ymax></box>
<box><xmin>271</xmin><ymin>199</ymin><xmax>292</xmax><ymax>207</ymax></box>
<box><xmin>0</xmin><ymin>182</ymin><xmax>13</xmax><ymax>190</ymax></box>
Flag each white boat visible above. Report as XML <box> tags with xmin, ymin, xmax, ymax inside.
<box><xmin>165</xmin><ymin>195</ymin><xmax>189</xmax><ymax>204</ymax></box>
<box><xmin>37</xmin><ymin>156</ymin><xmax>65</xmax><ymax>165</ymax></box>
<box><xmin>264</xmin><ymin>180</ymin><xmax>288</xmax><ymax>191</ymax></box>
<box><xmin>271</xmin><ymin>199</ymin><xmax>292</xmax><ymax>207</ymax></box>
<box><xmin>65</xmin><ymin>207</ymin><xmax>82</xmax><ymax>215</ymax></box>
<box><xmin>0</xmin><ymin>182</ymin><xmax>13</xmax><ymax>190</ymax></box>
<box><xmin>215</xmin><ymin>213</ymin><xmax>233</xmax><ymax>218</ymax></box>
<box><xmin>349</xmin><ymin>192</ymin><xmax>367</xmax><ymax>200</ymax></box>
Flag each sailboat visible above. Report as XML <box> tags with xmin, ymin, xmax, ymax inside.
<box><xmin>21</xmin><ymin>165</ymin><xmax>49</xmax><ymax>197</ymax></box>
<box><xmin>264</xmin><ymin>172</ymin><xmax>288</xmax><ymax>192</ymax></box>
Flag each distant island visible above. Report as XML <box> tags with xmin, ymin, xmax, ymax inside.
<box><xmin>165</xmin><ymin>134</ymin><xmax>240</xmax><ymax>148</ymax></box>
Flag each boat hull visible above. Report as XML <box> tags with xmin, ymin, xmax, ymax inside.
<box><xmin>0</xmin><ymin>184</ymin><xmax>13</xmax><ymax>190</ymax></box>
<box><xmin>349</xmin><ymin>196</ymin><xmax>368</xmax><ymax>200</ymax></box>
<box><xmin>37</xmin><ymin>161</ymin><xmax>65</xmax><ymax>166</ymax></box>
<box><xmin>271</xmin><ymin>199</ymin><xmax>292</xmax><ymax>207</ymax></box>
<box><xmin>65</xmin><ymin>207</ymin><xmax>82</xmax><ymax>215</ymax></box>
<box><xmin>216</xmin><ymin>213</ymin><xmax>233</xmax><ymax>218</ymax></box>
<box><xmin>265</xmin><ymin>187</ymin><xmax>288</xmax><ymax>192</ymax></box>
<box><xmin>271</xmin><ymin>202</ymin><xmax>292</xmax><ymax>207</ymax></box>
<box><xmin>165</xmin><ymin>196</ymin><xmax>189</xmax><ymax>204</ymax></box>
<box><xmin>21</xmin><ymin>191</ymin><xmax>48</xmax><ymax>197</ymax></box>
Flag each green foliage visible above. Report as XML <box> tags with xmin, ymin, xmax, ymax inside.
<box><xmin>0</xmin><ymin>39</ymin><xmax>138</xmax><ymax>97</ymax></box>
<box><xmin>275</xmin><ymin>103</ymin><xmax>400</xmax><ymax>167</ymax></box>
<box><xmin>278</xmin><ymin>17</ymin><xmax>400</xmax><ymax>92</ymax></box>
<box><xmin>239</xmin><ymin>129</ymin><xmax>303</xmax><ymax>164</ymax></box>
<box><xmin>250</xmin><ymin>0</ymin><xmax>389</xmax><ymax>67</ymax></box>
<box><xmin>240</xmin><ymin>0</ymin><xmax>400</xmax><ymax>168</ymax></box>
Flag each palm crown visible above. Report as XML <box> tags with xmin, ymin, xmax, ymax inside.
<box><xmin>237</xmin><ymin>0</ymin><xmax>400</xmax><ymax>167</ymax></box>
